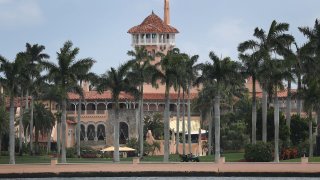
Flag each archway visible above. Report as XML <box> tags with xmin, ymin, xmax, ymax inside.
<box><xmin>87</xmin><ymin>124</ymin><xmax>95</xmax><ymax>141</ymax></box>
<box><xmin>119</xmin><ymin>122</ymin><xmax>129</xmax><ymax>144</ymax></box>
<box><xmin>97</xmin><ymin>124</ymin><xmax>106</xmax><ymax>140</ymax></box>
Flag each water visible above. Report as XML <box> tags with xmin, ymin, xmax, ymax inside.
<box><xmin>12</xmin><ymin>178</ymin><xmax>319</xmax><ymax>180</ymax></box>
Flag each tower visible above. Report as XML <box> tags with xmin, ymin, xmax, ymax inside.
<box><xmin>127</xmin><ymin>0</ymin><xmax>178</xmax><ymax>61</ymax></box>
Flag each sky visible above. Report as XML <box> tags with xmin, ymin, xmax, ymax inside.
<box><xmin>0</xmin><ymin>0</ymin><xmax>319</xmax><ymax>75</ymax></box>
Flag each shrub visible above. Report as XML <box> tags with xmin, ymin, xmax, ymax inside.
<box><xmin>244</xmin><ymin>141</ymin><xmax>273</xmax><ymax>162</ymax></box>
<box><xmin>66</xmin><ymin>147</ymin><xmax>76</xmax><ymax>158</ymax></box>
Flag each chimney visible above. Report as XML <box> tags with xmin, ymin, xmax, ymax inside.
<box><xmin>164</xmin><ymin>0</ymin><xmax>170</xmax><ymax>25</ymax></box>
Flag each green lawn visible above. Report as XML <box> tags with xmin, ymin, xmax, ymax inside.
<box><xmin>0</xmin><ymin>153</ymin><xmax>245</xmax><ymax>164</ymax></box>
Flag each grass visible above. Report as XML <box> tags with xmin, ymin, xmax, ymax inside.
<box><xmin>0</xmin><ymin>153</ymin><xmax>245</xmax><ymax>164</ymax></box>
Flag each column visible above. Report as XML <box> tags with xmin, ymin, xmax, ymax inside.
<box><xmin>94</xmin><ymin>125</ymin><xmax>98</xmax><ymax>141</ymax></box>
<box><xmin>84</xmin><ymin>125</ymin><xmax>88</xmax><ymax>142</ymax></box>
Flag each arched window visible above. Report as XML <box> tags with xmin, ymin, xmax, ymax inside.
<box><xmin>80</xmin><ymin>124</ymin><xmax>85</xmax><ymax>140</ymax></box>
<box><xmin>119</xmin><ymin>122</ymin><xmax>129</xmax><ymax>144</ymax></box>
<box><xmin>87</xmin><ymin>125</ymin><xmax>95</xmax><ymax>140</ymax></box>
<box><xmin>97</xmin><ymin>124</ymin><xmax>106</xmax><ymax>140</ymax></box>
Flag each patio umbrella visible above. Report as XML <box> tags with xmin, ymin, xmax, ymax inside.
<box><xmin>100</xmin><ymin>146</ymin><xmax>136</xmax><ymax>152</ymax></box>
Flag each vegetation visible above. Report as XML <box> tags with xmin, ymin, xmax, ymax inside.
<box><xmin>1</xmin><ymin>18</ymin><xmax>320</xmax><ymax>164</ymax></box>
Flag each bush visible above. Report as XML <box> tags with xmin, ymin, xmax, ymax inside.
<box><xmin>244</xmin><ymin>141</ymin><xmax>273</xmax><ymax>162</ymax></box>
<box><xmin>66</xmin><ymin>147</ymin><xmax>76</xmax><ymax>158</ymax></box>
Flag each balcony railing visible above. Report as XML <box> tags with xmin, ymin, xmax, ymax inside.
<box><xmin>86</xmin><ymin>110</ymin><xmax>96</xmax><ymax>114</ymax></box>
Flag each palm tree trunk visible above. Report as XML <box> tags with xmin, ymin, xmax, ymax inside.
<box><xmin>187</xmin><ymin>82</ymin><xmax>192</xmax><ymax>154</ymax></box>
<box><xmin>57</xmin><ymin>121</ymin><xmax>61</xmax><ymax>155</ymax></box>
<box><xmin>274</xmin><ymin>93</ymin><xmax>280</xmax><ymax>163</ymax></box>
<box><xmin>61</xmin><ymin>99</ymin><xmax>67</xmax><ymax>163</ymax></box>
<box><xmin>114</xmin><ymin>100</ymin><xmax>120</xmax><ymax>162</ymax></box>
<box><xmin>175</xmin><ymin>86</ymin><xmax>181</xmax><ymax>154</ymax></box>
<box><xmin>208</xmin><ymin>106</ymin><xmax>213</xmax><ymax>156</ymax></box>
<box><xmin>19</xmin><ymin>92</ymin><xmax>24</xmax><ymax>156</ymax></box>
<box><xmin>35</xmin><ymin>128</ymin><xmax>39</xmax><ymax>155</ymax></box>
<box><xmin>30</xmin><ymin>96</ymin><xmax>34</xmax><ymax>155</ymax></box>
<box><xmin>9</xmin><ymin>95</ymin><xmax>15</xmax><ymax>164</ymax></box>
<box><xmin>262</xmin><ymin>89</ymin><xmax>268</xmax><ymax>142</ymax></box>
<box><xmin>309</xmin><ymin>110</ymin><xmax>313</xmax><ymax>157</ymax></box>
<box><xmin>182</xmin><ymin>89</ymin><xmax>186</xmax><ymax>155</ymax></box>
<box><xmin>139</xmin><ymin>84</ymin><xmax>144</xmax><ymax>158</ymax></box>
<box><xmin>0</xmin><ymin>135</ymin><xmax>2</xmax><ymax>156</ymax></box>
<box><xmin>214</xmin><ymin>92</ymin><xmax>221</xmax><ymax>163</ymax></box>
<box><xmin>77</xmin><ymin>91</ymin><xmax>82</xmax><ymax>157</ymax></box>
<box><xmin>297</xmin><ymin>75</ymin><xmax>302</xmax><ymax>116</ymax></box>
<box><xmin>286</xmin><ymin>79</ymin><xmax>292</xmax><ymax>129</ymax></box>
<box><xmin>252</xmin><ymin>77</ymin><xmax>257</xmax><ymax>144</ymax></box>
<box><xmin>164</xmin><ymin>84</ymin><xmax>170</xmax><ymax>162</ymax></box>
<box><xmin>47</xmin><ymin>129</ymin><xmax>51</xmax><ymax>154</ymax></box>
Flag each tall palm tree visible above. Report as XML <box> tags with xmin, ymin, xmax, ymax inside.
<box><xmin>0</xmin><ymin>93</ymin><xmax>9</xmax><ymax>156</ymax></box>
<box><xmin>185</xmin><ymin>54</ymin><xmax>200</xmax><ymax>154</ymax></box>
<box><xmin>153</xmin><ymin>48</ymin><xmax>182</xmax><ymax>162</ymax></box>
<box><xmin>97</xmin><ymin>63</ymin><xmax>139</xmax><ymax>162</ymax></box>
<box><xmin>198</xmin><ymin>51</ymin><xmax>243</xmax><ymax>162</ymax></box>
<box><xmin>24</xmin><ymin>43</ymin><xmax>49</xmax><ymax>155</ymax></box>
<box><xmin>43</xmin><ymin>41</ymin><xmax>93</xmax><ymax>163</ymax></box>
<box><xmin>0</xmin><ymin>55</ymin><xmax>23</xmax><ymax>164</ymax></box>
<box><xmin>240</xmin><ymin>20</ymin><xmax>294</xmax><ymax>143</ymax></box>
<box><xmin>75</xmin><ymin>70</ymin><xmax>96</xmax><ymax>158</ymax></box>
<box><xmin>127</xmin><ymin>46</ymin><xmax>155</xmax><ymax>158</ymax></box>
<box><xmin>237</xmin><ymin>50</ymin><xmax>261</xmax><ymax>144</ymax></box>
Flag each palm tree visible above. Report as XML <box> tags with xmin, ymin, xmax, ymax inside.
<box><xmin>75</xmin><ymin>69</ymin><xmax>96</xmax><ymax>158</ymax></box>
<box><xmin>43</xmin><ymin>41</ymin><xmax>93</xmax><ymax>163</ymax></box>
<box><xmin>240</xmin><ymin>20</ymin><xmax>294</xmax><ymax>143</ymax></box>
<box><xmin>127</xmin><ymin>46</ymin><xmax>155</xmax><ymax>158</ymax></box>
<box><xmin>185</xmin><ymin>54</ymin><xmax>200</xmax><ymax>154</ymax></box>
<box><xmin>153</xmin><ymin>48</ymin><xmax>182</xmax><ymax>162</ymax></box>
<box><xmin>198</xmin><ymin>51</ymin><xmax>243</xmax><ymax>162</ymax></box>
<box><xmin>237</xmin><ymin>50</ymin><xmax>261</xmax><ymax>144</ymax></box>
<box><xmin>0</xmin><ymin>55</ymin><xmax>23</xmax><ymax>164</ymax></box>
<box><xmin>97</xmin><ymin>63</ymin><xmax>139</xmax><ymax>162</ymax></box>
<box><xmin>24</xmin><ymin>43</ymin><xmax>49</xmax><ymax>155</ymax></box>
<box><xmin>0</xmin><ymin>95</ymin><xmax>9</xmax><ymax>156</ymax></box>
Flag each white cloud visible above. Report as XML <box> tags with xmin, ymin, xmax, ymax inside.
<box><xmin>0</xmin><ymin>0</ymin><xmax>44</xmax><ymax>28</ymax></box>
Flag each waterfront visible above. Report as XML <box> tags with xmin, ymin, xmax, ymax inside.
<box><xmin>17</xmin><ymin>177</ymin><xmax>320</xmax><ymax>180</ymax></box>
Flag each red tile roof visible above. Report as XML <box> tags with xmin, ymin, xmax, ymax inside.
<box><xmin>256</xmin><ymin>89</ymin><xmax>297</xmax><ymax>98</ymax></box>
<box><xmin>128</xmin><ymin>12</ymin><xmax>179</xmax><ymax>34</ymax></box>
<box><xmin>68</xmin><ymin>91</ymin><xmax>197</xmax><ymax>101</ymax></box>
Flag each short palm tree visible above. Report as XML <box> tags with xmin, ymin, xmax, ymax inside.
<box><xmin>0</xmin><ymin>55</ymin><xmax>23</xmax><ymax>164</ymax></box>
<box><xmin>97</xmin><ymin>62</ymin><xmax>139</xmax><ymax>162</ymax></box>
<box><xmin>43</xmin><ymin>41</ymin><xmax>93</xmax><ymax>163</ymax></box>
<box><xmin>198</xmin><ymin>51</ymin><xmax>243</xmax><ymax>162</ymax></box>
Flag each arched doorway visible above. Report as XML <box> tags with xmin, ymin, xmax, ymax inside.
<box><xmin>87</xmin><ymin>124</ymin><xmax>95</xmax><ymax>141</ymax></box>
<box><xmin>97</xmin><ymin>124</ymin><xmax>106</xmax><ymax>140</ymax></box>
<box><xmin>119</xmin><ymin>122</ymin><xmax>129</xmax><ymax>144</ymax></box>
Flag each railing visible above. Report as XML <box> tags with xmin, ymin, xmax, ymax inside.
<box><xmin>97</xmin><ymin>110</ymin><xmax>106</xmax><ymax>114</ymax></box>
<box><xmin>86</xmin><ymin>110</ymin><xmax>96</xmax><ymax>114</ymax></box>
<box><xmin>67</xmin><ymin>111</ymin><xmax>75</xmax><ymax>114</ymax></box>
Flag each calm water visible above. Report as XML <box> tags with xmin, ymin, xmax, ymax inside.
<box><xmin>12</xmin><ymin>178</ymin><xmax>319</xmax><ymax>180</ymax></box>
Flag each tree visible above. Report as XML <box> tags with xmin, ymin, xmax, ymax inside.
<box><xmin>127</xmin><ymin>46</ymin><xmax>155</xmax><ymax>158</ymax></box>
<box><xmin>153</xmin><ymin>48</ymin><xmax>182</xmax><ymax>162</ymax></box>
<box><xmin>240</xmin><ymin>20</ymin><xmax>294</xmax><ymax>143</ymax></box>
<box><xmin>0</xmin><ymin>55</ymin><xmax>23</xmax><ymax>164</ymax></box>
<box><xmin>237</xmin><ymin>51</ymin><xmax>261</xmax><ymax>144</ymax></box>
<box><xmin>43</xmin><ymin>41</ymin><xmax>93</xmax><ymax>163</ymax></box>
<box><xmin>97</xmin><ymin>62</ymin><xmax>139</xmax><ymax>162</ymax></box>
<box><xmin>185</xmin><ymin>54</ymin><xmax>200</xmax><ymax>154</ymax></box>
<box><xmin>24</xmin><ymin>43</ymin><xmax>49</xmax><ymax>155</ymax></box>
<box><xmin>0</xmin><ymin>97</ymin><xmax>9</xmax><ymax>156</ymax></box>
<box><xmin>198</xmin><ymin>51</ymin><xmax>243</xmax><ymax>162</ymax></box>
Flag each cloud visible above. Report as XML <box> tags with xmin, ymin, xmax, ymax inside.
<box><xmin>0</xmin><ymin>0</ymin><xmax>44</xmax><ymax>28</ymax></box>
